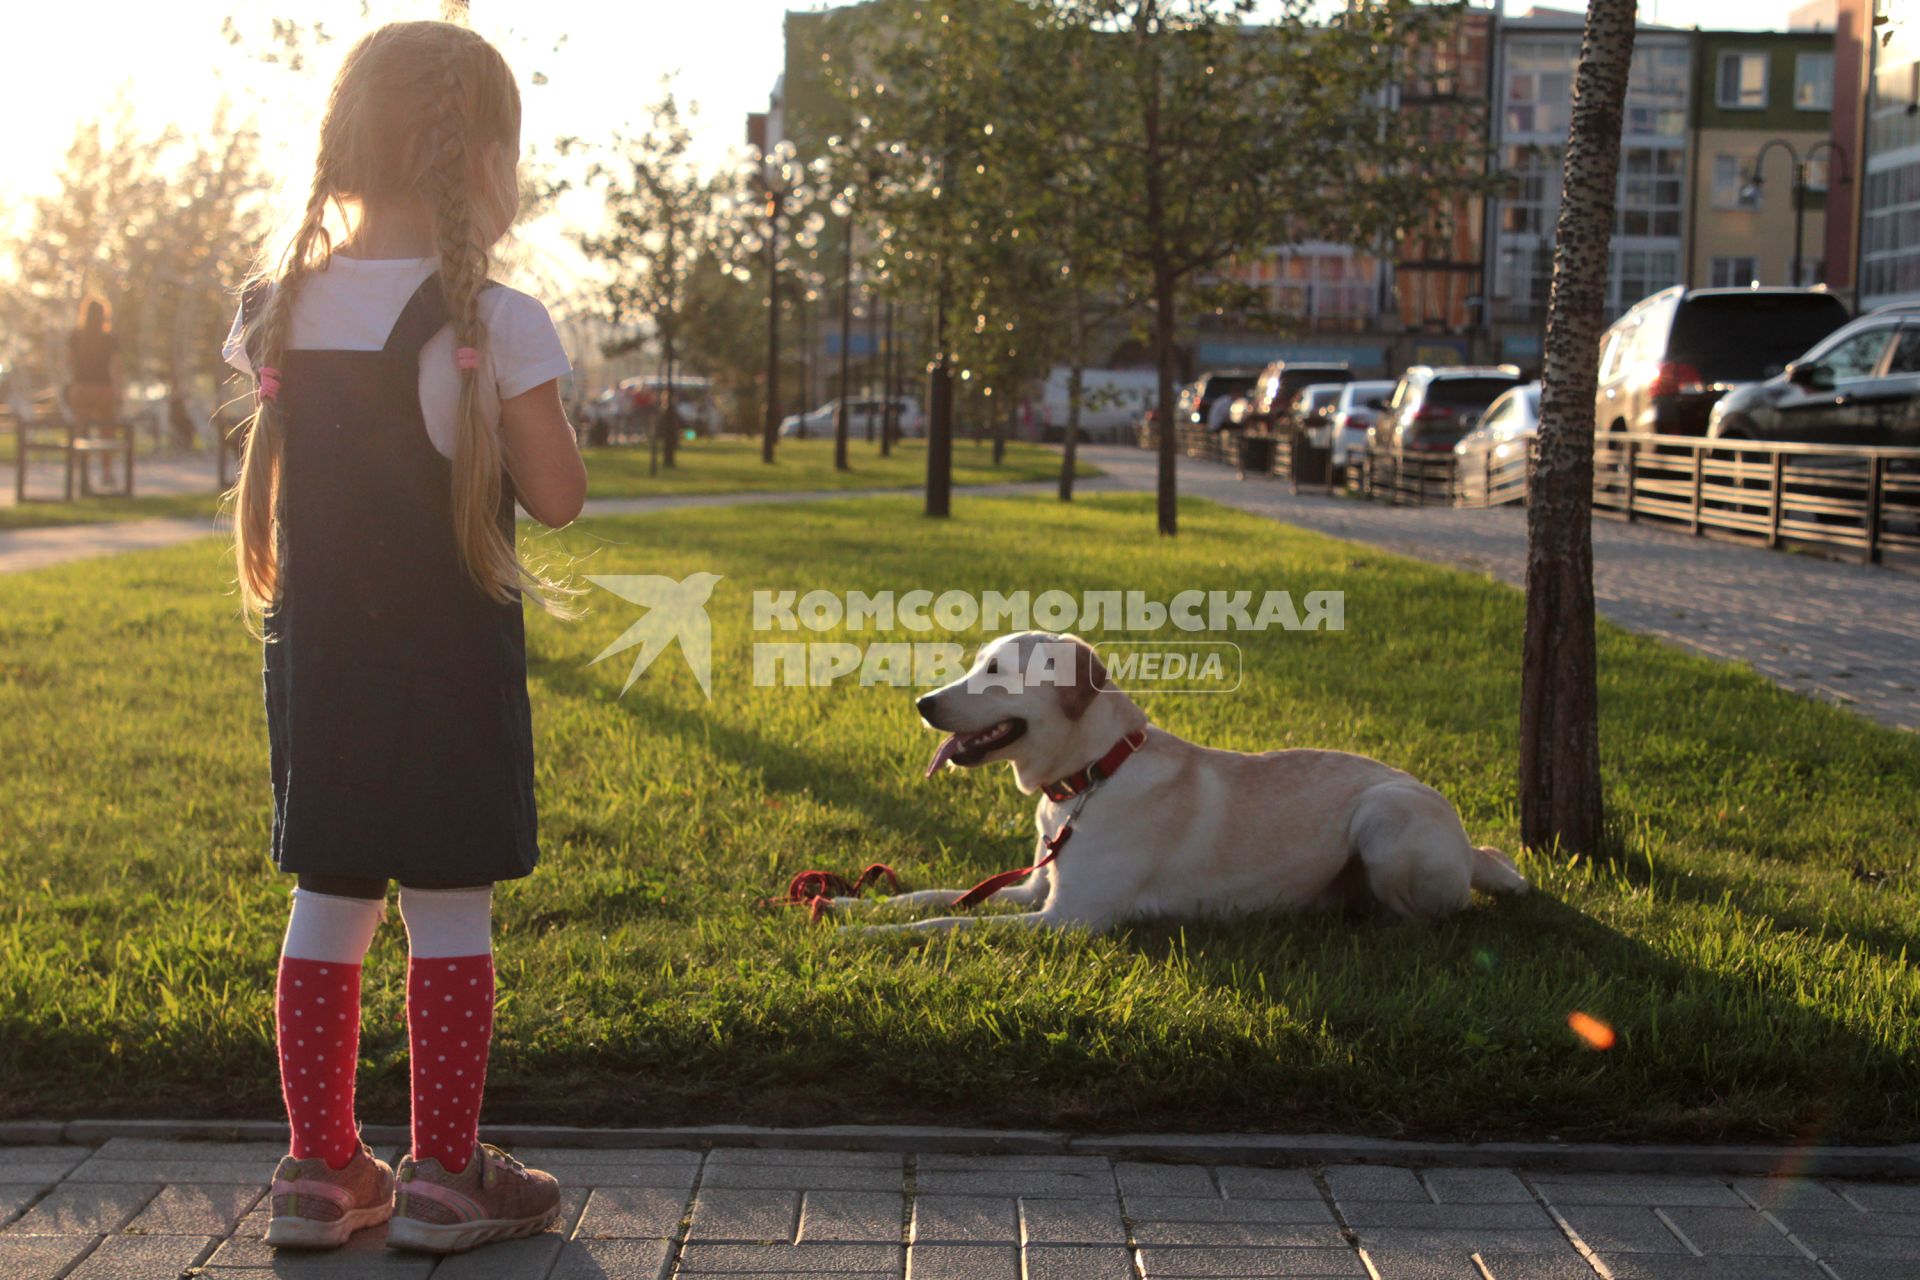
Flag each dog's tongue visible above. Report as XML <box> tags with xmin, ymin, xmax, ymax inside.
<box><xmin>925</xmin><ymin>733</ymin><xmax>965</xmax><ymax>778</ymax></box>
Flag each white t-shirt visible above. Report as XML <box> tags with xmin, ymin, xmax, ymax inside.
<box><xmin>223</xmin><ymin>254</ymin><xmax>572</xmax><ymax>459</ymax></box>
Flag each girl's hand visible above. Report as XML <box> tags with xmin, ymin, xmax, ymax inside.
<box><xmin>500</xmin><ymin>379</ymin><xmax>588</xmax><ymax>528</ymax></box>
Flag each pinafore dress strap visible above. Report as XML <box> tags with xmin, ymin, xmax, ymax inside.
<box><xmin>384</xmin><ymin>273</ymin><xmax>453</xmax><ymax>360</ymax></box>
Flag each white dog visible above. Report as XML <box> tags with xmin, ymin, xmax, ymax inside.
<box><xmin>826</xmin><ymin>632</ymin><xmax>1526</xmax><ymax>934</ymax></box>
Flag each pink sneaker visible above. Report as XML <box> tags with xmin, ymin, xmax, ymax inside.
<box><xmin>264</xmin><ymin>1143</ymin><xmax>394</xmax><ymax>1249</ymax></box>
<box><xmin>386</xmin><ymin>1143</ymin><xmax>560</xmax><ymax>1253</ymax></box>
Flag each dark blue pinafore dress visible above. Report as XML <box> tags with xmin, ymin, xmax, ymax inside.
<box><xmin>250</xmin><ymin>272</ymin><xmax>539</xmax><ymax>886</ymax></box>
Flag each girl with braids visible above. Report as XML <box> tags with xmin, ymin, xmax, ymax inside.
<box><xmin>222</xmin><ymin>20</ymin><xmax>584</xmax><ymax>1254</ymax></box>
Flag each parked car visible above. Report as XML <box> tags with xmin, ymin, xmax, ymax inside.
<box><xmin>779</xmin><ymin>396</ymin><xmax>925</xmax><ymax>440</ymax></box>
<box><xmin>616</xmin><ymin>375</ymin><xmax>721</xmax><ymax>436</ymax></box>
<box><xmin>1249</xmin><ymin>361</ymin><xmax>1353</xmax><ymax>433</ymax></box>
<box><xmin>1708</xmin><ymin>309</ymin><xmax>1920</xmax><ymax>448</ymax></box>
<box><xmin>1454</xmin><ymin>382</ymin><xmax>1542</xmax><ymax>502</ymax></box>
<box><xmin>1595</xmin><ymin>286</ymin><xmax>1851</xmax><ymax>438</ymax></box>
<box><xmin>1225</xmin><ymin>395</ymin><xmax>1257</xmax><ymax>431</ymax></box>
<box><xmin>1377</xmin><ymin>366</ymin><xmax>1523</xmax><ymax>454</ymax></box>
<box><xmin>1181</xmin><ymin>370</ymin><xmax>1259</xmax><ymax>432</ymax></box>
<box><xmin>1285</xmin><ymin>384</ymin><xmax>1348</xmax><ymax>446</ymax></box>
<box><xmin>1328</xmin><ymin>379</ymin><xmax>1397</xmax><ymax>474</ymax></box>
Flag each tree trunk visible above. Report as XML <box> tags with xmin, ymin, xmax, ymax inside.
<box><xmin>762</xmin><ymin>228</ymin><xmax>781</xmax><ymax>464</ymax></box>
<box><xmin>1060</xmin><ymin>355</ymin><xmax>1082</xmax><ymax>502</ymax></box>
<box><xmin>1153</xmin><ymin>268</ymin><xmax>1178</xmax><ymax>537</ymax></box>
<box><xmin>1139</xmin><ymin>0</ymin><xmax>1177</xmax><ymax>537</ymax></box>
<box><xmin>661</xmin><ymin>324</ymin><xmax>678</xmax><ymax>470</ymax></box>
<box><xmin>927</xmin><ymin>280</ymin><xmax>954</xmax><ymax>517</ymax></box>
<box><xmin>881</xmin><ymin>300</ymin><xmax>896</xmax><ymax>458</ymax></box>
<box><xmin>1520</xmin><ymin>0</ymin><xmax>1633</xmax><ymax>858</ymax></box>
<box><xmin>835</xmin><ymin>215</ymin><xmax>854</xmax><ymax>472</ymax></box>
<box><xmin>995</xmin><ymin>395</ymin><xmax>1009</xmax><ymax>466</ymax></box>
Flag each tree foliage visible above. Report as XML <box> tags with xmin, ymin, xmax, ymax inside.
<box><xmin>825</xmin><ymin>0</ymin><xmax>1497</xmax><ymax>531</ymax></box>
<box><xmin>2</xmin><ymin>101</ymin><xmax>271</xmax><ymax>421</ymax></box>
<box><xmin>577</xmin><ymin>91</ymin><xmax>713</xmax><ymax>468</ymax></box>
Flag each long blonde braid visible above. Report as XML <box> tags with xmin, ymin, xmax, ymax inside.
<box><xmin>426</xmin><ymin>42</ymin><xmax>522</xmax><ymax>604</ymax></box>
<box><xmin>231</xmin><ymin>174</ymin><xmax>333</xmax><ymax>622</ymax></box>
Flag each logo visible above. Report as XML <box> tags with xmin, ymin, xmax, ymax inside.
<box><xmin>589</xmin><ymin>572</ymin><xmax>722</xmax><ymax>699</ymax></box>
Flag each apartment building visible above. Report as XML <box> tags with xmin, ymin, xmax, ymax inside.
<box><xmin>1683</xmin><ymin>31</ymin><xmax>1836</xmax><ymax>291</ymax></box>
<box><xmin>1485</xmin><ymin>9</ymin><xmax>1694</xmax><ymax>362</ymax></box>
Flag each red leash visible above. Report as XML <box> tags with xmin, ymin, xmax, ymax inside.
<box><xmin>763</xmin><ymin>728</ymin><xmax>1148</xmax><ymax>922</ymax></box>
<box><xmin>757</xmin><ymin>833</ymin><xmax>1070</xmax><ymax>922</ymax></box>
<box><xmin>950</xmin><ymin>821</ymin><xmax>1076</xmax><ymax>909</ymax></box>
<box><xmin>758</xmin><ymin>863</ymin><xmax>900</xmax><ymax>922</ymax></box>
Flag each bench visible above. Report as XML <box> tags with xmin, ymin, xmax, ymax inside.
<box><xmin>10</xmin><ymin>390</ymin><xmax>135</xmax><ymax>502</ymax></box>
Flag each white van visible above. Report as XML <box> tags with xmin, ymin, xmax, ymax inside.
<box><xmin>1039</xmin><ymin>367</ymin><xmax>1159</xmax><ymax>441</ymax></box>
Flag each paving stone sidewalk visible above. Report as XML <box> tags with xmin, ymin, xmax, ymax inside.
<box><xmin>3</xmin><ymin>1138</ymin><xmax>1916</xmax><ymax>1279</ymax></box>
<box><xmin>1080</xmin><ymin>446</ymin><xmax>1920</xmax><ymax>733</ymax></box>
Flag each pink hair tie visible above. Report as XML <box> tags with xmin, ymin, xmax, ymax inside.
<box><xmin>455</xmin><ymin>347</ymin><xmax>481</xmax><ymax>372</ymax></box>
<box><xmin>256</xmin><ymin>366</ymin><xmax>283</xmax><ymax>404</ymax></box>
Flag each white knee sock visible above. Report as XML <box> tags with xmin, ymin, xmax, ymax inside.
<box><xmin>397</xmin><ymin>886</ymin><xmax>493</xmax><ymax>959</ymax></box>
<box><xmin>281</xmin><ymin>889</ymin><xmax>385</xmax><ymax>964</ymax></box>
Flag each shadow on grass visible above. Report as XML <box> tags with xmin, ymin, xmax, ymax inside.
<box><xmin>1101</xmin><ymin>890</ymin><xmax>1915</xmax><ymax>1143</ymax></box>
<box><xmin>1610</xmin><ymin>851</ymin><xmax>1920</xmax><ymax>971</ymax></box>
<box><xmin>526</xmin><ymin>651</ymin><xmax>993</xmax><ymax>882</ymax></box>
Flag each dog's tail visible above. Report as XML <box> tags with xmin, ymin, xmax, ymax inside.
<box><xmin>1471</xmin><ymin>845</ymin><xmax>1529</xmax><ymax>895</ymax></box>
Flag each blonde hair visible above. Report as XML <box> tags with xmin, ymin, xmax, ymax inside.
<box><xmin>78</xmin><ymin>295</ymin><xmax>111</xmax><ymax>332</ymax></box>
<box><xmin>230</xmin><ymin>20</ymin><xmax>553</xmax><ymax>621</ymax></box>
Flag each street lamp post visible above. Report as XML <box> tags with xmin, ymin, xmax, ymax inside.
<box><xmin>1743</xmin><ymin>138</ymin><xmax>1848</xmax><ymax>287</ymax></box>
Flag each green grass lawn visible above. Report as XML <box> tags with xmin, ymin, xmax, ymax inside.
<box><xmin>2</xmin><ymin>493</ymin><xmax>1916</xmax><ymax>1142</ymax></box>
<box><xmin>0</xmin><ymin>493</ymin><xmax>222</xmax><ymax>531</ymax></box>
<box><xmin>584</xmin><ymin>436</ymin><xmax>1087</xmax><ymax>499</ymax></box>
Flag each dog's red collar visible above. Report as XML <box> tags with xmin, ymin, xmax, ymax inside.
<box><xmin>1041</xmin><ymin>728</ymin><xmax>1149</xmax><ymax>803</ymax></box>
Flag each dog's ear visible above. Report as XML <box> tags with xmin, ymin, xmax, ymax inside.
<box><xmin>1057</xmin><ymin>635</ymin><xmax>1108</xmax><ymax>721</ymax></box>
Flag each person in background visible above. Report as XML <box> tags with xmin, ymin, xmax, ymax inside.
<box><xmin>66</xmin><ymin>295</ymin><xmax>123</xmax><ymax>489</ymax></box>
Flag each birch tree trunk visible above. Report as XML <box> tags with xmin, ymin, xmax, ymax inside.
<box><xmin>1520</xmin><ymin>0</ymin><xmax>1635</xmax><ymax>856</ymax></box>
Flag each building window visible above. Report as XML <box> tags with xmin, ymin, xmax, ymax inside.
<box><xmin>1500</xmin><ymin>145</ymin><xmax>1561</xmax><ymax>236</ymax></box>
<box><xmin>1504</xmin><ymin>40</ymin><xmax>1581</xmax><ymax>138</ymax></box>
<box><xmin>1718</xmin><ymin>51</ymin><xmax>1770</xmax><ymax>110</ymax></box>
<box><xmin>1617</xmin><ymin>147</ymin><xmax>1685</xmax><ymax>238</ymax></box>
<box><xmin>1246</xmin><ymin>246</ymin><xmax>1378</xmax><ymax>325</ymax></box>
<box><xmin>1711</xmin><ymin>154</ymin><xmax>1751</xmax><ymax>209</ymax></box>
<box><xmin>1710</xmin><ymin>256</ymin><xmax>1760</xmax><ymax>288</ymax></box>
<box><xmin>1795</xmin><ymin>53</ymin><xmax>1834</xmax><ymax>110</ymax></box>
<box><xmin>1861</xmin><ymin>159</ymin><xmax>1920</xmax><ymax>303</ymax></box>
<box><xmin>1612</xmin><ymin>248</ymin><xmax>1680</xmax><ymax>313</ymax></box>
<box><xmin>1626</xmin><ymin>44</ymin><xmax>1691</xmax><ymax>137</ymax></box>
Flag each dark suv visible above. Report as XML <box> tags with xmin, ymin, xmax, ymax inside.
<box><xmin>1709</xmin><ymin>307</ymin><xmax>1920</xmax><ymax>448</ymax></box>
<box><xmin>1377</xmin><ymin>366</ymin><xmax>1523</xmax><ymax>453</ymax></box>
<box><xmin>1595</xmin><ymin>286</ymin><xmax>1850</xmax><ymax>437</ymax></box>
<box><xmin>1250</xmin><ymin>361</ymin><xmax>1352</xmax><ymax>433</ymax></box>
<box><xmin>1182</xmin><ymin>370</ymin><xmax>1259</xmax><ymax>432</ymax></box>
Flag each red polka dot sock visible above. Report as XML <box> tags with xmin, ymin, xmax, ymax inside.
<box><xmin>406</xmin><ymin>953</ymin><xmax>494</xmax><ymax>1172</ymax></box>
<box><xmin>276</xmin><ymin>957</ymin><xmax>365</xmax><ymax>1169</ymax></box>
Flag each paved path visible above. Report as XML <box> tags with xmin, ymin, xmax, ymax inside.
<box><xmin>3</xmin><ymin>1138</ymin><xmax>1913</xmax><ymax>1279</ymax></box>
<box><xmin>0</xmin><ymin>452</ymin><xmax>222</xmax><ymax>511</ymax></box>
<box><xmin>0</xmin><ymin>480</ymin><xmax>1083</xmax><ymax>577</ymax></box>
<box><xmin>1081</xmin><ymin>447</ymin><xmax>1920</xmax><ymax>733</ymax></box>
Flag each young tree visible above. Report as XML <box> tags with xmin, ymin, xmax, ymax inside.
<box><xmin>1520</xmin><ymin>0</ymin><xmax>1636</xmax><ymax>857</ymax></box>
<box><xmin>1054</xmin><ymin>0</ymin><xmax>1494</xmax><ymax>534</ymax></box>
<box><xmin>825</xmin><ymin>0</ymin><xmax>1029</xmax><ymax>516</ymax></box>
<box><xmin>578</xmin><ymin>91</ymin><xmax>708</xmax><ymax>471</ymax></box>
